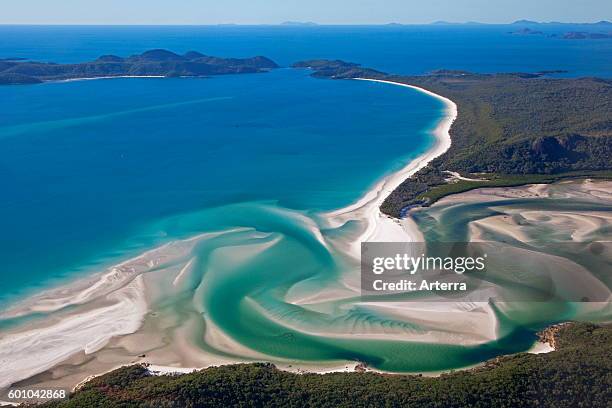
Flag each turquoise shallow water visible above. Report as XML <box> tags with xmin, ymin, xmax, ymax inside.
<box><xmin>0</xmin><ymin>27</ymin><xmax>611</xmax><ymax>377</ymax></box>
<box><xmin>1</xmin><ymin>23</ymin><xmax>610</xmax><ymax>305</ymax></box>
<box><xmin>0</xmin><ymin>69</ymin><xmax>441</xmax><ymax>306</ymax></box>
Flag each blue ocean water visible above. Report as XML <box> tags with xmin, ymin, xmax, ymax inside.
<box><xmin>1</xmin><ymin>25</ymin><xmax>611</xmax><ymax>76</ymax></box>
<box><xmin>0</xmin><ymin>24</ymin><xmax>610</xmax><ymax>305</ymax></box>
<box><xmin>1</xmin><ymin>25</ymin><xmax>611</xmax><ymax>376</ymax></box>
<box><xmin>0</xmin><ymin>67</ymin><xmax>442</xmax><ymax>305</ymax></box>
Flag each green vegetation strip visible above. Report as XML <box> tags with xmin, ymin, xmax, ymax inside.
<box><xmin>39</xmin><ymin>323</ymin><xmax>611</xmax><ymax>408</ymax></box>
<box><xmin>420</xmin><ymin>171</ymin><xmax>612</xmax><ymax>204</ymax></box>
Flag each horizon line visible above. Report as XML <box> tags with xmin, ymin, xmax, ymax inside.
<box><xmin>0</xmin><ymin>20</ymin><xmax>610</xmax><ymax>27</ymax></box>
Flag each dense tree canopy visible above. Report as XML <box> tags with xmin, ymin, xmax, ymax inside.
<box><xmin>292</xmin><ymin>60</ymin><xmax>612</xmax><ymax>216</ymax></box>
<box><xmin>38</xmin><ymin>323</ymin><xmax>611</xmax><ymax>407</ymax></box>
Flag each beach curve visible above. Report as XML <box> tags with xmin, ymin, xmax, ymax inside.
<box><xmin>0</xmin><ymin>80</ymin><xmax>459</xmax><ymax>389</ymax></box>
<box><xmin>325</xmin><ymin>79</ymin><xmax>457</xmax><ymax>258</ymax></box>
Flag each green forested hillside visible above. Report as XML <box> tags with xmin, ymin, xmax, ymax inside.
<box><xmin>292</xmin><ymin>61</ymin><xmax>612</xmax><ymax>216</ymax></box>
<box><xmin>384</xmin><ymin>72</ymin><xmax>611</xmax><ymax>216</ymax></box>
<box><xmin>38</xmin><ymin>323</ymin><xmax>611</xmax><ymax>408</ymax></box>
<box><xmin>402</xmin><ymin>73</ymin><xmax>611</xmax><ymax>173</ymax></box>
<box><xmin>0</xmin><ymin>50</ymin><xmax>278</xmax><ymax>84</ymax></box>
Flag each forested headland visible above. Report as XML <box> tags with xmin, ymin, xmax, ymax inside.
<box><xmin>293</xmin><ymin>60</ymin><xmax>612</xmax><ymax>217</ymax></box>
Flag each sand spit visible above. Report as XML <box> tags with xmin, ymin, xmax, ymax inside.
<box><xmin>0</xmin><ymin>80</ymin><xmax>474</xmax><ymax>392</ymax></box>
<box><xmin>7</xmin><ymin>81</ymin><xmax>609</xmax><ymax>393</ymax></box>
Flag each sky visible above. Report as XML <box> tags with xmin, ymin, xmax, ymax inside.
<box><xmin>1</xmin><ymin>0</ymin><xmax>610</xmax><ymax>25</ymax></box>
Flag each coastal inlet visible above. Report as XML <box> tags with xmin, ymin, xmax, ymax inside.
<box><xmin>0</xmin><ymin>70</ymin><xmax>609</xmax><ymax>392</ymax></box>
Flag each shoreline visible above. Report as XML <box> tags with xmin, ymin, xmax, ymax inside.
<box><xmin>48</xmin><ymin>75</ymin><xmax>167</xmax><ymax>84</ymax></box>
<box><xmin>4</xmin><ymin>80</ymin><xmax>604</xmax><ymax>393</ymax></box>
<box><xmin>0</xmin><ymin>80</ymin><xmax>460</xmax><ymax>389</ymax></box>
<box><xmin>324</xmin><ymin>79</ymin><xmax>456</xmax><ymax>258</ymax></box>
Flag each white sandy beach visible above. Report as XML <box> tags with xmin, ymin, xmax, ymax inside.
<box><xmin>325</xmin><ymin>79</ymin><xmax>456</xmax><ymax>257</ymax></box>
<box><xmin>52</xmin><ymin>75</ymin><xmax>166</xmax><ymax>83</ymax></box>
<box><xmin>2</xmin><ymin>78</ymin><xmax>609</xmax><ymax>394</ymax></box>
<box><xmin>7</xmin><ymin>79</ymin><xmax>601</xmax><ymax>393</ymax></box>
<box><xmin>0</xmin><ymin>80</ymin><xmax>462</xmax><ymax>390</ymax></box>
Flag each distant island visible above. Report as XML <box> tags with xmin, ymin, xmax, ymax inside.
<box><xmin>0</xmin><ymin>49</ymin><xmax>278</xmax><ymax>85</ymax></box>
<box><xmin>562</xmin><ymin>31</ymin><xmax>612</xmax><ymax>39</ymax></box>
<box><xmin>508</xmin><ymin>19</ymin><xmax>612</xmax><ymax>39</ymax></box>
<box><xmin>511</xmin><ymin>19</ymin><xmax>612</xmax><ymax>26</ymax></box>
<box><xmin>430</xmin><ymin>20</ymin><xmax>612</xmax><ymax>27</ymax></box>
<box><xmin>510</xmin><ymin>29</ymin><xmax>612</xmax><ymax>39</ymax></box>
<box><xmin>292</xmin><ymin>59</ymin><xmax>612</xmax><ymax>217</ymax></box>
<box><xmin>509</xmin><ymin>27</ymin><xmax>544</xmax><ymax>35</ymax></box>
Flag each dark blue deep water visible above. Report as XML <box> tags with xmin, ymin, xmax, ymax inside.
<box><xmin>1</xmin><ymin>25</ymin><xmax>611</xmax><ymax>76</ymax></box>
